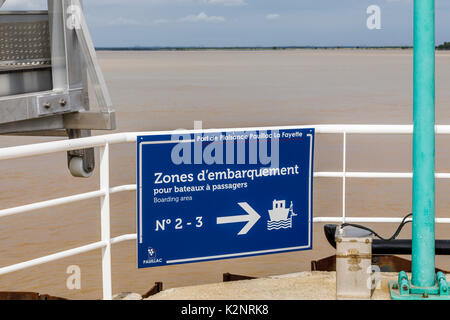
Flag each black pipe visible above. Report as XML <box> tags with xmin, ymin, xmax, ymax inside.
<box><xmin>324</xmin><ymin>224</ymin><xmax>450</xmax><ymax>255</ymax></box>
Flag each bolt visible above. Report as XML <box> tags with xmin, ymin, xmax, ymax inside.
<box><xmin>59</xmin><ymin>99</ymin><xmax>67</xmax><ymax>107</ymax></box>
<box><xmin>402</xmin><ymin>285</ymin><xmax>408</xmax><ymax>291</ymax></box>
<box><xmin>392</xmin><ymin>283</ymin><xmax>399</xmax><ymax>290</ymax></box>
<box><xmin>365</xmin><ymin>239</ymin><xmax>370</xmax><ymax>244</ymax></box>
<box><xmin>43</xmin><ymin>102</ymin><xmax>51</xmax><ymax>109</ymax></box>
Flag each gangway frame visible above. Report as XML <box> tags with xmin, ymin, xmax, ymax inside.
<box><xmin>0</xmin><ymin>0</ymin><xmax>116</xmax><ymax>177</ymax></box>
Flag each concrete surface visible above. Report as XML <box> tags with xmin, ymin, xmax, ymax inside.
<box><xmin>113</xmin><ymin>292</ymin><xmax>143</xmax><ymax>300</ymax></box>
<box><xmin>144</xmin><ymin>272</ymin><xmax>401</xmax><ymax>300</ymax></box>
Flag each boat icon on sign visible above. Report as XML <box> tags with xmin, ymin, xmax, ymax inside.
<box><xmin>267</xmin><ymin>200</ymin><xmax>297</xmax><ymax>230</ymax></box>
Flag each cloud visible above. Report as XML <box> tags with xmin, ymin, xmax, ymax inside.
<box><xmin>153</xmin><ymin>18</ymin><xmax>170</xmax><ymax>25</ymax></box>
<box><xmin>203</xmin><ymin>0</ymin><xmax>247</xmax><ymax>6</ymax></box>
<box><xmin>266</xmin><ymin>13</ymin><xmax>280</xmax><ymax>20</ymax></box>
<box><xmin>180</xmin><ymin>12</ymin><xmax>226</xmax><ymax>23</ymax></box>
<box><xmin>108</xmin><ymin>17</ymin><xmax>141</xmax><ymax>26</ymax></box>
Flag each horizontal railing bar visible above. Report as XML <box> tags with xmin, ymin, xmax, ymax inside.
<box><xmin>110</xmin><ymin>233</ymin><xmax>137</xmax><ymax>245</ymax></box>
<box><xmin>314</xmin><ymin>217</ymin><xmax>410</xmax><ymax>223</ymax></box>
<box><xmin>6</xmin><ymin>167</ymin><xmax>450</xmax><ymax>220</ymax></box>
<box><xmin>1</xmin><ymin>211</ymin><xmax>449</xmax><ymax>277</ymax></box>
<box><xmin>0</xmin><ymin>190</ymin><xmax>105</xmax><ymax>219</ymax></box>
<box><xmin>315</xmin><ymin>172</ymin><xmax>413</xmax><ymax>178</ymax></box>
<box><xmin>2</xmin><ymin>211</ymin><xmax>450</xmax><ymax>276</ymax></box>
<box><xmin>0</xmin><ymin>234</ymin><xmax>138</xmax><ymax>277</ymax></box>
<box><xmin>3</xmin><ymin>125</ymin><xmax>450</xmax><ymax>161</ymax></box>
<box><xmin>0</xmin><ymin>241</ymin><xmax>107</xmax><ymax>276</ymax></box>
<box><xmin>315</xmin><ymin>172</ymin><xmax>450</xmax><ymax>179</ymax></box>
<box><xmin>0</xmin><ymin>184</ymin><xmax>136</xmax><ymax>219</ymax></box>
<box><xmin>0</xmin><ymin>234</ymin><xmax>139</xmax><ymax>277</ymax></box>
<box><xmin>314</xmin><ymin>217</ymin><xmax>450</xmax><ymax>223</ymax></box>
<box><xmin>0</xmin><ymin>133</ymin><xmax>134</xmax><ymax>161</ymax></box>
<box><xmin>110</xmin><ymin>184</ymin><xmax>137</xmax><ymax>194</ymax></box>
<box><xmin>106</xmin><ymin>124</ymin><xmax>450</xmax><ymax>135</ymax></box>
<box><xmin>1</xmin><ymin>174</ymin><xmax>448</xmax><ymax>219</ymax></box>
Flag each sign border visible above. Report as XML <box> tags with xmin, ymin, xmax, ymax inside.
<box><xmin>137</xmin><ymin>127</ymin><xmax>314</xmax><ymax>267</ymax></box>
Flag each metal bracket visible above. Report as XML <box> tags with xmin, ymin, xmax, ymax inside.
<box><xmin>63</xmin><ymin>111</ymin><xmax>116</xmax><ymax>130</ymax></box>
<box><xmin>37</xmin><ymin>93</ymin><xmax>72</xmax><ymax>116</ymax></box>
<box><xmin>0</xmin><ymin>110</ymin><xmax>116</xmax><ymax>136</ymax></box>
<box><xmin>390</xmin><ymin>271</ymin><xmax>450</xmax><ymax>300</ymax></box>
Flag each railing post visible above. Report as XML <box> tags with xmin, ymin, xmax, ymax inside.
<box><xmin>342</xmin><ymin>132</ymin><xmax>347</xmax><ymax>223</ymax></box>
<box><xmin>100</xmin><ymin>143</ymin><xmax>112</xmax><ymax>300</ymax></box>
<box><xmin>412</xmin><ymin>0</ymin><xmax>436</xmax><ymax>288</ymax></box>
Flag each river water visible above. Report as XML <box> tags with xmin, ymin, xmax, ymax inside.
<box><xmin>0</xmin><ymin>49</ymin><xmax>449</xmax><ymax>299</ymax></box>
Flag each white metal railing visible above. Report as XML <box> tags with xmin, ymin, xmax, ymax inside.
<box><xmin>1</xmin><ymin>124</ymin><xmax>450</xmax><ymax>300</ymax></box>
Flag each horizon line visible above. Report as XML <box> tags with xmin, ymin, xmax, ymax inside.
<box><xmin>95</xmin><ymin>45</ymin><xmax>416</xmax><ymax>51</ymax></box>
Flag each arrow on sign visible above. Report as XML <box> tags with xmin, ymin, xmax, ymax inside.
<box><xmin>217</xmin><ymin>202</ymin><xmax>261</xmax><ymax>235</ymax></box>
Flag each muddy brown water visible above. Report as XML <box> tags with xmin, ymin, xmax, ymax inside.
<box><xmin>0</xmin><ymin>49</ymin><xmax>449</xmax><ymax>299</ymax></box>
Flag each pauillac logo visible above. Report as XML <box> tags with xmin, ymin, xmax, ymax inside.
<box><xmin>143</xmin><ymin>247</ymin><xmax>162</xmax><ymax>264</ymax></box>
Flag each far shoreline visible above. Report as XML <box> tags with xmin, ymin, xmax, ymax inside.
<box><xmin>96</xmin><ymin>46</ymin><xmax>416</xmax><ymax>52</ymax></box>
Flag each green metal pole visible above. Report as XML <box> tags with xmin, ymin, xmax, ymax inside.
<box><xmin>412</xmin><ymin>0</ymin><xmax>436</xmax><ymax>288</ymax></box>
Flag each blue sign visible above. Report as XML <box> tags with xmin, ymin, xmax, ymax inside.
<box><xmin>137</xmin><ymin>127</ymin><xmax>315</xmax><ymax>268</ymax></box>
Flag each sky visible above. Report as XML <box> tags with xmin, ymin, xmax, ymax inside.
<box><xmin>2</xmin><ymin>0</ymin><xmax>450</xmax><ymax>47</ymax></box>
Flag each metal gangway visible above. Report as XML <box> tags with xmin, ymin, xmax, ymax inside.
<box><xmin>0</xmin><ymin>0</ymin><xmax>116</xmax><ymax>177</ymax></box>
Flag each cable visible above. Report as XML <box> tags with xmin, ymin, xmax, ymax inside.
<box><xmin>341</xmin><ymin>213</ymin><xmax>413</xmax><ymax>241</ymax></box>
